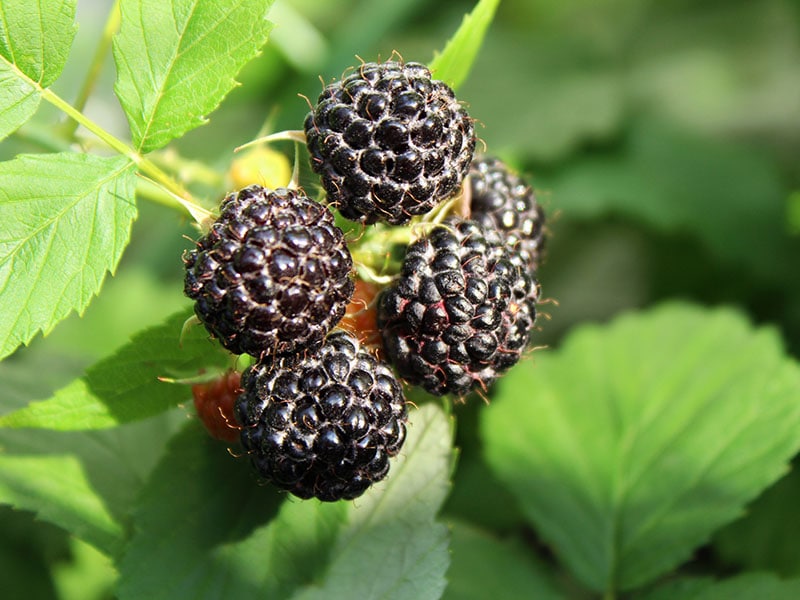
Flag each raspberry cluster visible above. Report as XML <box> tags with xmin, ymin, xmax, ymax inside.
<box><xmin>183</xmin><ymin>59</ymin><xmax>546</xmax><ymax>502</ymax></box>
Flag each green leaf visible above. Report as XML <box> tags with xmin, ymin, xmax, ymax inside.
<box><xmin>713</xmin><ymin>466</ymin><xmax>800</xmax><ymax>577</ymax></box>
<box><xmin>116</xmin><ymin>421</ymin><xmax>290</xmax><ymax>599</ymax></box>
<box><xmin>0</xmin><ymin>0</ymin><xmax>77</xmax><ymax>140</ymax></box>
<box><xmin>0</xmin><ymin>309</ymin><xmax>229</xmax><ymax>430</ymax></box>
<box><xmin>118</xmin><ymin>405</ymin><xmax>454</xmax><ymax>599</ymax></box>
<box><xmin>482</xmin><ymin>303</ymin><xmax>800</xmax><ymax>594</ymax></box>
<box><xmin>0</xmin><ymin>411</ymin><xmax>186</xmax><ymax>557</ymax></box>
<box><xmin>113</xmin><ymin>0</ymin><xmax>274</xmax><ymax>153</ymax></box>
<box><xmin>638</xmin><ymin>574</ymin><xmax>800</xmax><ymax>600</ymax></box>
<box><xmin>442</xmin><ymin>521</ymin><xmax>564</xmax><ymax>600</ymax></box>
<box><xmin>0</xmin><ymin>455</ymin><xmax>123</xmax><ymax>556</ymax></box>
<box><xmin>0</xmin><ymin>152</ymin><xmax>137</xmax><ymax>360</ymax></box>
<box><xmin>291</xmin><ymin>404</ymin><xmax>454</xmax><ymax>600</ymax></box>
<box><xmin>429</xmin><ymin>0</ymin><xmax>501</xmax><ymax>91</ymax></box>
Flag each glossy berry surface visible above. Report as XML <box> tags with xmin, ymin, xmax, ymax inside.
<box><xmin>183</xmin><ymin>185</ymin><xmax>354</xmax><ymax>359</ymax></box>
<box><xmin>235</xmin><ymin>330</ymin><xmax>408</xmax><ymax>502</ymax></box>
<box><xmin>378</xmin><ymin>218</ymin><xmax>538</xmax><ymax>396</ymax></box>
<box><xmin>469</xmin><ymin>156</ymin><xmax>546</xmax><ymax>272</ymax></box>
<box><xmin>305</xmin><ymin>60</ymin><xmax>475</xmax><ymax>225</ymax></box>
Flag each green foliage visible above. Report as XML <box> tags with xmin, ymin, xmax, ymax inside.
<box><xmin>0</xmin><ymin>153</ymin><xmax>137</xmax><ymax>360</ymax></box>
<box><xmin>1</xmin><ymin>0</ymin><xmax>799</xmax><ymax>598</ymax></box>
<box><xmin>637</xmin><ymin>573</ymin><xmax>800</xmax><ymax>600</ymax></box>
<box><xmin>113</xmin><ymin>0</ymin><xmax>275</xmax><ymax>153</ymax></box>
<box><xmin>713</xmin><ymin>465</ymin><xmax>800</xmax><ymax>577</ymax></box>
<box><xmin>541</xmin><ymin>120</ymin><xmax>793</xmax><ymax>282</ymax></box>
<box><xmin>0</xmin><ymin>0</ymin><xmax>77</xmax><ymax>140</ymax></box>
<box><xmin>483</xmin><ymin>303</ymin><xmax>800</xmax><ymax>594</ymax></box>
<box><xmin>0</xmin><ymin>455</ymin><xmax>123</xmax><ymax>556</ymax></box>
<box><xmin>0</xmin><ymin>309</ymin><xmax>229</xmax><ymax>430</ymax></box>
<box><xmin>117</xmin><ymin>404</ymin><xmax>453</xmax><ymax>600</ymax></box>
<box><xmin>442</xmin><ymin>521</ymin><xmax>563</xmax><ymax>600</ymax></box>
<box><xmin>429</xmin><ymin>0</ymin><xmax>501</xmax><ymax>91</ymax></box>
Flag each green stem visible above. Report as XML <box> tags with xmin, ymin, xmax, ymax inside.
<box><xmin>62</xmin><ymin>0</ymin><xmax>121</xmax><ymax>138</ymax></box>
<box><xmin>40</xmin><ymin>88</ymin><xmax>206</xmax><ymax>220</ymax></box>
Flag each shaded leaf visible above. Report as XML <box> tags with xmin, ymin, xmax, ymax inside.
<box><xmin>0</xmin><ymin>0</ymin><xmax>77</xmax><ymax>140</ymax></box>
<box><xmin>429</xmin><ymin>0</ymin><xmax>501</xmax><ymax>91</ymax></box>
<box><xmin>713</xmin><ymin>466</ymin><xmax>800</xmax><ymax>577</ymax></box>
<box><xmin>442</xmin><ymin>521</ymin><xmax>564</xmax><ymax>600</ymax></box>
<box><xmin>460</xmin><ymin>30</ymin><xmax>623</xmax><ymax>161</ymax></box>
<box><xmin>483</xmin><ymin>303</ymin><xmax>800</xmax><ymax>593</ymax></box>
<box><xmin>113</xmin><ymin>0</ymin><xmax>274</xmax><ymax>153</ymax></box>
<box><xmin>116</xmin><ymin>421</ymin><xmax>288</xmax><ymax>599</ymax></box>
<box><xmin>639</xmin><ymin>573</ymin><xmax>800</xmax><ymax>600</ymax></box>
<box><xmin>0</xmin><ymin>455</ymin><xmax>123</xmax><ymax>556</ymax></box>
<box><xmin>0</xmin><ymin>308</ymin><xmax>229</xmax><ymax>430</ymax></box>
<box><xmin>542</xmin><ymin>120</ymin><xmax>796</xmax><ymax>282</ymax></box>
<box><xmin>0</xmin><ymin>411</ymin><xmax>185</xmax><ymax>558</ymax></box>
<box><xmin>0</xmin><ymin>153</ymin><xmax>137</xmax><ymax>360</ymax></box>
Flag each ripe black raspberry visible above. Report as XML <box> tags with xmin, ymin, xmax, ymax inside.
<box><xmin>378</xmin><ymin>218</ymin><xmax>538</xmax><ymax>396</ymax></box>
<box><xmin>235</xmin><ymin>330</ymin><xmax>408</xmax><ymax>502</ymax></box>
<box><xmin>304</xmin><ymin>60</ymin><xmax>475</xmax><ymax>225</ymax></box>
<box><xmin>469</xmin><ymin>156</ymin><xmax>546</xmax><ymax>272</ymax></box>
<box><xmin>183</xmin><ymin>186</ymin><xmax>354</xmax><ymax>358</ymax></box>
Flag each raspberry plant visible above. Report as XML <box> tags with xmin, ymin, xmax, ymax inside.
<box><xmin>3</xmin><ymin>0</ymin><xmax>800</xmax><ymax>599</ymax></box>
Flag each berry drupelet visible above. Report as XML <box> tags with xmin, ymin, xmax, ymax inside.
<box><xmin>468</xmin><ymin>156</ymin><xmax>546</xmax><ymax>272</ymax></box>
<box><xmin>305</xmin><ymin>60</ymin><xmax>475</xmax><ymax>225</ymax></box>
<box><xmin>183</xmin><ymin>185</ymin><xmax>354</xmax><ymax>359</ymax></box>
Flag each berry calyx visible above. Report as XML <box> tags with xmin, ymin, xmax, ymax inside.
<box><xmin>183</xmin><ymin>185</ymin><xmax>355</xmax><ymax>359</ymax></box>
<box><xmin>304</xmin><ymin>60</ymin><xmax>475</xmax><ymax>225</ymax></box>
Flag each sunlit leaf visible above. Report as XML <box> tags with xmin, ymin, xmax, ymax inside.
<box><xmin>0</xmin><ymin>0</ymin><xmax>77</xmax><ymax>140</ymax></box>
<box><xmin>483</xmin><ymin>303</ymin><xmax>800</xmax><ymax>593</ymax></box>
<box><xmin>113</xmin><ymin>0</ymin><xmax>274</xmax><ymax>153</ymax></box>
<box><xmin>0</xmin><ymin>153</ymin><xmax>137</xmax><ymax>360</ymax></box>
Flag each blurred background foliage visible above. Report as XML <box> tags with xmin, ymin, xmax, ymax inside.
<box><xmin>1</xmin><ymin>0</ymin><xmax>799</xmax><ymax>596</ymax></box>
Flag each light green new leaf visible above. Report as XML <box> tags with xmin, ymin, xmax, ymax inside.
<box><xmin>0</xmin><ymin>153</ymin><xmax>137</xmax><ymax>360</ymax></box>
<box><xmin>639</xmin><ymin>573</ymin><xmax>800</xmax><ymax>600</ymax></box>
<box><xmin>113</xmin><ymin>0</ymin><xmax>274</xmax><ymax>153</ymax></box>
<box><xmin>429</xmin><ymin>0</ymin><xmax>500</xmax><ymax>91</ymax></box>
<box><xmin>0</xmin><ymin>0</ymin><xmax>77</xmax><ymax>140</ymax></box>
<box><xmin>0</xmin><ymin>455</ymin><xmax>123</xmax><ymax>557</ymax></box>
<box><xmin>483</xmin><ymin>303</ymin><xmax>800</xmax><ymax>594</ymax></box>
<box><xmin>442</xmin><ymin>521</ymin><xmax>564</xmax><ymax>600</ymax></box>
<box><xmin>0</xmin><ymin>309</ymin><xmax>230</xmax><ymax>430</ymax></box>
